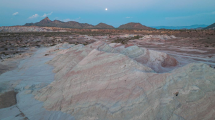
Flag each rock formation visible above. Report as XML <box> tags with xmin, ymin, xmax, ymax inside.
<box><xmin>0</xmin><ymin>91</ymin><xmax>17</xmax><ymax>109</ymax></box>
<box><xmin>33</xmin><ymin>41</ymin><xmax>215</xmax><ymax>120</ymax></box>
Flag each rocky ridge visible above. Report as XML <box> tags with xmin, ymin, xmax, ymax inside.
<box><xmin>24</xmin><ymin>17</ymin><xmax>155</xmax><ymax>30</ymax></box>
<box><xmin>24</xmin><ymin>17</ymin><xmax>115</xmax><ymax>29</ymax></box>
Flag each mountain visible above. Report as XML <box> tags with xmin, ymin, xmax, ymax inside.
<box><xmin>151</xmin><ymin>24</ymin><xmax>208</xmax><ymax>30</ymax></box>
<box><xmin>25</xmin><ymin>17</ymin><xmax>114</xmax><ymax>29</ymax></box>
<box><xmin>205</xmin><ymin>23</ymin><xmax>215</xmax><ymax>29</ymax></box>
<box><xmin>94</xmin><ymin>23</ymin><xmax>115</xmax><ymax>29</ymax></box>
<box><xmin>24</xmin><ymin>17</ymin><xmax>94</xmax><ymax>29</ymax></box>
<box><xmin>39</xmin><ymin>17</ymin><xmax>52</xmax><ymax>24</ymax></box>
<box><xmin>118</xmin><ymin>22</ymin><xmax>154</xmax><ymax>30</ymax></box>
<box><xmin>24</xmin><ymin>17</ymin><xmax>156</xmax><ymax>30</ymax></box>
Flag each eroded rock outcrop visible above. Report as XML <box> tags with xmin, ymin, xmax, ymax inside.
<box><xmin>34</xmin><ymin>42</ymin><xmax>215</xmax><ymax>120</ymax></box>
<box><xmin>98</xmin><ymin>42</ymin><xmax>178</xmax><ymax>72</ymax></box>
<box><xmin>140</xmin><ymin>35</ymin><xmax>177</xmax><ymax>40</ymax></box>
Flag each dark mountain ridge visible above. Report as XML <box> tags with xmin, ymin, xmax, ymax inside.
<box><xmin>25</xmin><ymin>17</ymin><xmax>211</xmax><ymax>30</ymax></box>
<box><xmin>25</xmin><ymin>17</ymin><xmax>113</xmax><ymax>29</ymax></box>
<box><xmin>205</xmin><ymin>23</ymin><xmax>215</xmax><ymax>30</ymax></box>
<box><xmin>24</xmin><ymin>17</ymin><xmax>155</xmax><ymax>30</ymax></box>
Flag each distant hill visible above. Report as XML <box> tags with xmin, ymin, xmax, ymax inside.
<box><xmin>94</xmin><ymin>23</ymin><xmax>115</xmax><ymax>29</ymax></box>
<box><xmin>25</xmin><ymin>17</ymin><xmax>209</xmax><ymax>30</ymax></box>
<box><xmin>24</xmin><ymin>17</ymin><xmax>114</xmax><ymax>29</ymax></box>
<box><xmin>118</xmin><ymin>22</ymin><xmax>154</xmax><ymax>30</ymax></box>
<box><xmin>205</xmin><ymin>23</ymin><xmax>215</xmax><ymax>30</ymax></box>
<box><xmin>151</xmin><ymin>24</ymin><xmax>208</xmax><ymax>30</ymax></box>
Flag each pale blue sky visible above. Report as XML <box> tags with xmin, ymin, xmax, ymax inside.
<box><xmin>0</xmin><ymin>0</ymin><xmax>215</xmax><ymax>27</ymax></box>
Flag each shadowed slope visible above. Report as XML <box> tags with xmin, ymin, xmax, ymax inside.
<box><xmin>205</xmin><ymin>23</ymin><xmax>215</xmax><ymax>29</ymax></box>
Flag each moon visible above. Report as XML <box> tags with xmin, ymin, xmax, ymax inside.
<box><xmin>105</xmin><ymin>8</ymin><xmax>108</xmax><ymax>11</ymax></box>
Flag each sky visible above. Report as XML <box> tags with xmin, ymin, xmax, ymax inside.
<box><xmin>0</xmin><ymin>0</ymin><xmax>215</xmax><ymax>27</ymax></box>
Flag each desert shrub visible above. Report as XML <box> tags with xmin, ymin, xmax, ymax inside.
<box><xmin>133</xmin><ymin>35</ymin><xmax>140</xmax><ymax>39</ymax></box>
<box><xmin>1</xmin><ymin>52</ymin><xmax>8</xmax><ymax>55</ymax></box>
<box><xmin>45</xmin><ymin>34</ymin><xmax>52</xmax><ymax>37</ymax></box>
<box><xmin>83</xmin><ymin>42</ymin><xmax>89</xmax><ymax>46</ymax></box>
<box><xmin>112</xmin><ymin>38</ymin><xmax>129</xmax><ymax>44</ymax></box>
<box><xmin>50</xmin><ymin>44</ymin><xmax>56</xmax><ymax>46</ymax></box>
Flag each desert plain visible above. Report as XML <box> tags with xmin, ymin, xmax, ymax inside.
<box><xmin>0</xmin><ymin>26</ymin><xmax>215</xmax><ymax>120</ymax></box>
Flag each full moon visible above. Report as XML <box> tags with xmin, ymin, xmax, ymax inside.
<box><xmin>105</xmin><ymin>8</ymin><xmax>108</xmax><ymax>11</ymax></box>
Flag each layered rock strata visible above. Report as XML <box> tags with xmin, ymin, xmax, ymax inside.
<box><xmin>34</xmin><ymin>42</ymin><xmax>215</xmax><ymax>120</ymax></box>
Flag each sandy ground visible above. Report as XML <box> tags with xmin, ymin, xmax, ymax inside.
<box><xmin>0</xmin><ymin>46</ymin><xmax>75</xmax><ymax>120</ymax></box>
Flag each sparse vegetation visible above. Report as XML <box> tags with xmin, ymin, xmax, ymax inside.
<box><xmin>0</xmin><ymin>29</ymin><xmax>215</xmax><ymax>60</ymax></box>
<box><xmin>111</xmin><ymin>35</ymin><xmax>142</xmax><ymax>44</ymax></box>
